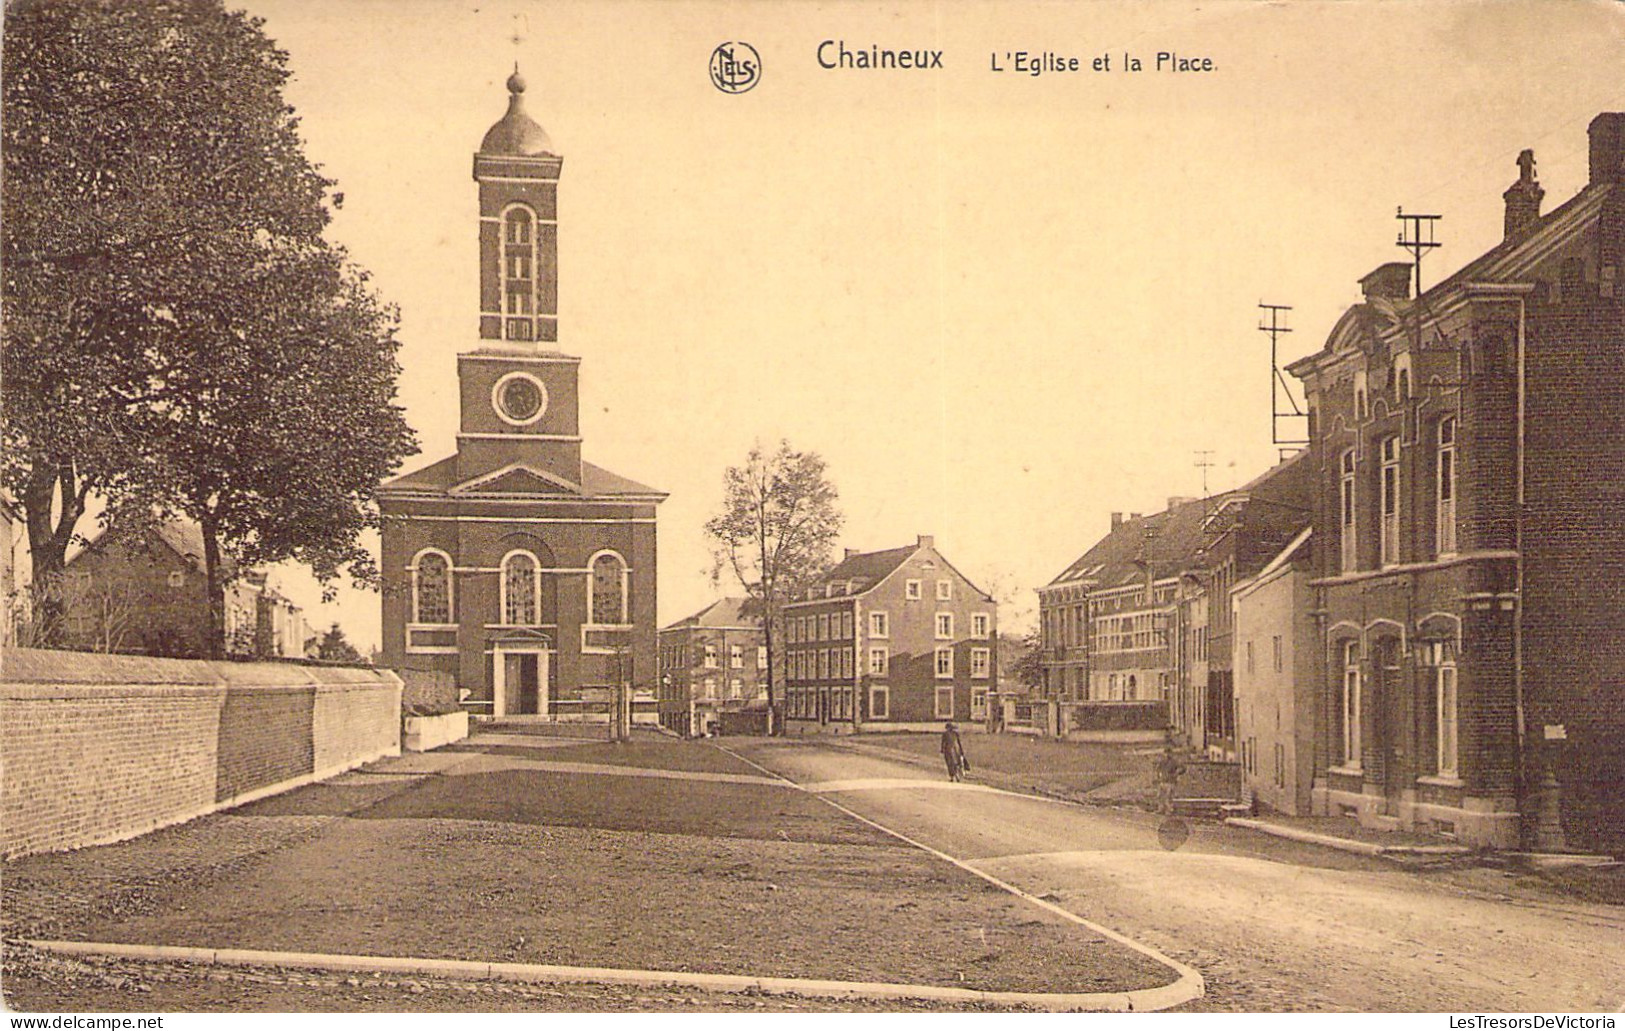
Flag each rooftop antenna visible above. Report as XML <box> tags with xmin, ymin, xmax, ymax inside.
<box><xmin>1193</xmin><ymin>450</ymin><xmax>1215</xmax><ymax>498</ymax></box>
<box><xmin>1259</xmin><ymin>302</ymin><xmax>1307</xmax><ymax>459</ymax></box>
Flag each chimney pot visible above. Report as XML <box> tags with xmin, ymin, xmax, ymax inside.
<box><xmin>1589</xmin><ymin>112</ymin><xmax>1625</xmax><ymax>186</ymax></box>
<box><xmin>1360</xmin><ymin>262</ymin><xmax>1413</xmax><ymax>302</ymax></box>
<box><xmin>1503</xmin><ymin>148</ymin><xmax>1545</xmax><ymax>242</ymax></box>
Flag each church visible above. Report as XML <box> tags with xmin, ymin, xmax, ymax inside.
<box><xmin>378</xmin><ymin>69</ymin><xmax>665</xmax><ymax>718</ymax></box>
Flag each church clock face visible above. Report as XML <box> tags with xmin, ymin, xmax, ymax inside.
<box><xmin>492</xmin><ymin>371</ymin><xmax>549</xmax><ymax>426</ymax></box>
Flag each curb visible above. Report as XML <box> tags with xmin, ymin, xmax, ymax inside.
<box><xmin>1223</xmin><ymin>817</ymin><xmax>1473</xmax><ymax>859</ymax></box>
<box><xmin>25</xmin><ymin>939</ymin><xmax>1172</xmax><ymax>1012</ymax></box>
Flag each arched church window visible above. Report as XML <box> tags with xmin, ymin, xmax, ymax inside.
<box><xmin>503</xmin><ymin>551</ymin><xmax>539</xmax><ymax>625</ymax></box>
<box><xmin>414</xmin><ymin>550</ymin><xmax>452</xmax><ymax>624</ymax></box>
<box><xmin>590</xmin><ymin>552</ymin><xmax>628</xmax><ymax>625</ymax></box>
<box><xmin>503</xmin><ymin>206</ymin><xmax>537</xmax><ymax>340</ymax></box>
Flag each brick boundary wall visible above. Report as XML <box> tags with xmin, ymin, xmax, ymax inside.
<box><xmin>1</xmin><ymin>649</ymin><xmax>401</xmax><ymax>859</ymax></box>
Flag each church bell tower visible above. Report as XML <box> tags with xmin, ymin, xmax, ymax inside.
<box><xmin>475</xmin><ymin>67</ymin><xmax>560</xmax><ymax>345</ymax></box>
<box><xmin>457</xmin><ymin>67</ymin><xmax>582</xmax><ymax>489</ymax></box>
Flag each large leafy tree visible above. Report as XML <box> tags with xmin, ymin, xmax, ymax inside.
<box><xmin>704</xmin><ymin>441</ymin><xmax>842</xmax><ymax>734</ymax></box>
<box><xmin>2</xmin><ymin>0</ymin><xmax>416</xmax><ymax>653</ymax></box>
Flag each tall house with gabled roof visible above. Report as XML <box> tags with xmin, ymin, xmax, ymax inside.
<box><xmin>378</xmin><ymin>69</ymin><xmax>666</xmax><ymax>719</ymax></box>
<box><xmin>1286</xmin><ymin>114</ymin><xmax>1625</xmax><ymax>850</ymax></box>
<box><xmin>783</xmin><ymin>536</ymin><xmax>997</xmax><ymax>732</ymax></box>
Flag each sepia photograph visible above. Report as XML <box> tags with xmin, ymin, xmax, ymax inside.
<box><xmin>2</xmin><ymin>0</ymin><xmax>1623</xmax><ymax>1020</ymax></box>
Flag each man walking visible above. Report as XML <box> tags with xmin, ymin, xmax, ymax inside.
<box><xmin>941</xmin><ymin>721</ymin><xmax>969</xmax><ymax>782</ymax></box>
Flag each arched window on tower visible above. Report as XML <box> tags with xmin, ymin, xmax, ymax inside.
<box><xmin>413</xmin><ymin>550</ymin><xmax>453</xmax><ymax>625</ymax></box>
<box><xmin>503</xmin><ymin>206</ymin><xmax>536</xmax><ymax>341</ymax></box>
<box><xmin>502</xmin><ymin>551</ymin><xmax>539</xmax><ymax>625</ymax></box>
<box><xmin>590</xmin><ymin>552</ymin><xmax>628</xmax><ymax>625</ymax></box>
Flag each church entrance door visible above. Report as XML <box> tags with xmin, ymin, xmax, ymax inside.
<box><xmin>494</xmin><ymin>646</ymin><xmax>550</xmax><ymax>717</ymax></box>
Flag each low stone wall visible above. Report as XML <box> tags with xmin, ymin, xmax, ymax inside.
<box><xmin>1062</xmin><ymin>700</ymin><xmax>1170</xmax><ymax>733</ymax></box>
<box><xmin>1</xmin><ymin>648</ymin><xmax>401</xmax><ymax>858</ymax></box>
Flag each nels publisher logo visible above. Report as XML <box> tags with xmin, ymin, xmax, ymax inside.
<box><xmin>710</xmin><ymin>41</ymin><xmax>760</xmax><ymax>94</ymax></box>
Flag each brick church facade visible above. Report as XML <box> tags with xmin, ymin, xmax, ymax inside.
<box><xmin>1286</xmin><ymin>114</ymin><xmax>1625</xmax><ymax>850</ymax></box>
<box><xmin>378</xmin><ymin>70</ymin><xmax>665</xmax><ymax>718</ymax></box>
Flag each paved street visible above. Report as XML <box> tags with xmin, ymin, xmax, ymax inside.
<box><xmin>726</xmin><ymin>738</ymin><xmax>1625</xmax><ymax>1012</ymax></box>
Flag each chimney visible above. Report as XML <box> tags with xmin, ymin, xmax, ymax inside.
<box><xmin>916</xmin><ymin>534</ymin><xmax>934</xmax><ymax>549</ymax></box>
<box><xmin>844</xmin><ymin>548</ymin><xmax>860</xmax><ymax>560</ymax></box>
<box><xmin>1110</xmin><ymin>512</ymin><xmax>1125</xmax><ymax>530</ymax></box>
<box><xmin>1589</xmin><ymin>112</ymin><xmax>1625</xmax><ymax>186</ymax></box>
<box><xmin>1360</xmin><ymin>262</ymin><xmax>1412</xmax><ymax>302</ymax></box>
<box><xmin>1503</xmin><ymin>148</ymin><xmax>1545</xmax><ymax>242</ymax></box>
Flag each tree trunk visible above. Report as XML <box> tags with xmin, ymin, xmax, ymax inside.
<box><xmin>199</xmin><ymin>510</ymin><xmax>226</xmax><ymax>660</ymax></box>
<box><xmin>20</xmin><ymin>462</ymin><xmax>87</xmax><ymax>648</ymax></box>
<box><xmin>764</xmin><ymin>609</ymin><xmax>776</xmax><ymax>737</ymax></box>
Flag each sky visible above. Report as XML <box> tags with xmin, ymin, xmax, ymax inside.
<box><xmin>236</xmin><ymin>0</ymin><xmax>1625</xmax><ymax>651</ymax></box>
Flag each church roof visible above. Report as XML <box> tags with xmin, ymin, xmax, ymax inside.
<box><xmin>479</xmin><ymin>68</ymin><xmax>557</xmax><ymax>157</ymax></box>
<box><xmin>379</xmin><ymin>454</ymin><xmax>664</xmax><ymax>499</ymax></box>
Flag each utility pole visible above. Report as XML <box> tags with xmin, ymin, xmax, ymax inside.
<box><xmin>1395</xmin><ymin>207</ymin><xmax>1443</xmax><ymax>299</ymax></box>
<box><xmin>1259</xmin><ymin>302</ymin><xmax>1307</xmax><ymax>458</ymax></box>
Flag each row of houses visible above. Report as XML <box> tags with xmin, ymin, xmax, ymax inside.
<box><xmin>2</xmin><ymin>512</ymin><xmax>318</xmax><ymax>662</ymax></box>
<box><xmin>1037</xmin><ymin>114</ymin><xmax>1625</xmax><ymax>853</ymax></box>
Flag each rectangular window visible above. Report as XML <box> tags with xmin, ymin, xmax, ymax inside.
<box><xmin>971</xmin><ymin>687</ymin><xmax>988</xmax><ymax>720</ymax></box>
<box><xmin>870</xmin><ymin>685</ymin><xmax>890</xmax><ymax>720</ymax></box>
<box><xmin>1381</xmin><ymin>435</ymin><xmax>1401</xmax><ymax>566</ymax></box>
<box><xmin>704</xmin><ymin>677</ymin><xmax>717</xmax><ymax>700</ymax></box>
<box><xmin>971</xmin><ymin>613</ymin><xmax>990</xmax><ymax>638</ymax></box>
<box><xmin>935</xmin><ymin>646</ymin><xmax>954</xmax><ymax>679</ymax></box>
<box><xmin>818</xmin><ymin>613</ymin><xmax>829</xmax><ymax>641</ymax></box>
<box><xmin>729</xmin><ymin>678</ymin><xmax>743</xmax><ymax>699</ymax></box>
<box><xmin>970</xmin><ymin>647</ymin><xmax>990</xmax><ymax>679</ymax></box>
<box><xmin>905</xmin><ymin>579</ymin><xmax>922</xmax><ymax>600</ymax></box>
<box><xmin>840</xmin><ymin>611</ymin><xmax>852</xmax><ymax>640</ymax></box>
<box><xmin>730</xmin><ymin>645</ymin><xmax>744</xmax><ymax>669</ymax></box>
<box><xmin>1437</xmin><ymin>417</ymin><xmax>1457</xmax><ymax>556</ymax></box>
<box><xmin>935</xmin><ymin>685</ymin><xmax>954</xmax><ymax>719</ymax></box>
<box><xmin>818</xmin><ymin>649</ymin><xmax>829</xmax><ymax>680</ymax></box>
<box><xmin>870</xmin><ymin>611</ymin><xmax>889</xmax><ymax>638</ymax></box>
<box><xmin>704</xmin><ymin>643</ymin><xmax>718</xmax><ymax>669</ymax></box>
<box><xmin>1343</xmin><ymin>641</ymin><xmax>1362</xmax><ymax>769</ymax></box>
<box><xmin>1246</xmin><ymin>640</ymin><xmax>1255</xmax><ymax>674</ymax></box>
<box><xmin>936</xmin><ymin>580</ymin><xmax>952</xmax><ymax>601</ymax></box>
<box><xmin>936</xmin><ymin>612</ymin><xmax>954</xmax><ymax>640</ymax></box>
<box><xmin>868</xmin><ymin>646</ymin><xmax>889</xmax><ymax>677</ymax></box>
<box><xmin>1340</xmin><ymin>449</ymin><xmax>1358</xmax><ymax>574</ymax></box>
<box><xmin>1272</xmin><ymin>635</ymin><xmax>1283</xmax><ymax>674</ymax></box>
<box><xmin>1429</xmin><ymin>642</ymin><xmax>1459</xmax><ymax>778</ymax></box>
<box><xmin>756</xmin><ymin>646</ymin><xmax>768</xmax><ymax>668</ymax></box>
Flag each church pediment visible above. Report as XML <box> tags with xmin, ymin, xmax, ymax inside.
<box><xmin>451</xmin><ymin>462</ymin><xmax>582</xmax><ymax>496</ymax></box>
